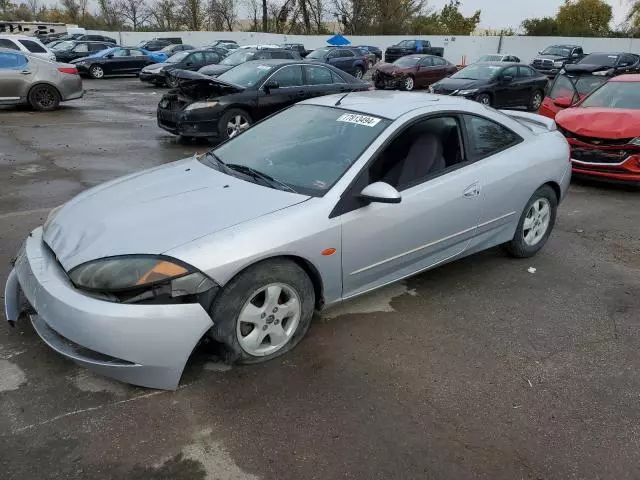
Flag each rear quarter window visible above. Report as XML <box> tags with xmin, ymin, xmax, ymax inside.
<box><xmin>18</xmin><ymin>39</ymin><xmax>47</xmax><ymax>53</ymax></box>
<box><xmin>463</xmin><ymin>115</ymin><xmax>522</xmax><ymax>160</ymax></box>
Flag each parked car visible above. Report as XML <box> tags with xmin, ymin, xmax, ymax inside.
<box><xmin>0</xmin><ymin>34</ymin><xmax>56</xmax><ymax>61</ymax></box>
<box><xmin>77</xmin><ymin>34</ymin><xmax>118</xmax><ymax>44</ymax></box>
<box><xmin>140</xmin><ymin>49</ymin><xmax>224</xmax><ymax>86</ymax></box>
<box><xmin>70</xmin><ymin>46</ymin><xmax>158</xmax><ymax>79</ymax></box>
<box><xmin>207</xmin><ymin>40</ymin><xmax>239</xmax><ymax>50</ymax></box>
<box><xmin>198</xmin><ymin>47</ymin><xmax>299</xmax><ymax>77</ymax></box>
<box><xmin>530</xmin><ymin>44</ymin><xmax>586</xmax><ymax>79</ymax></box>
<box><xmin>158</xmin><ymin>59</ymin><xmax>371</xmax><ymax>141</ymax></box>
<box><xmin>305</xmin><ymin>47</ymin><xmax>368</xmax><ymax>79</ymax></box>
<box><xmin>570</xmin><ymin>52</ymin><xmax>640</xmax><ymax>76</ymax></box>
<box><xmin>282</xmin><ymin>43</ymin><xmax>311</xmax><ymax>57</ymax></box>
<box><xmin>372</xmin><ymin>54</ymin><xmax>457</xmax><ymax>91</ymax></box>
<box><xmin>355</xmin><ymin>45</ymin><xmax>382</xmax><ymax>61</ymax></box>
<box><xmin>430</xmin><ymin>62</ymin><xmax>548</xmax><ymax>110</ymax></box>
<box><xmin>44</xmin><ymin>33</ymin><xmax>84</xmax><ymax>44</ymax></box>
<box><xmin>384</xmin><ymin>40</ymin><xmax>444</xmax><ymax>63</ymax></box>
<box><xmin>352</xmin><ymin>46</ymin><xmax>377</xmax><ymax>69</ymax></box>
<box><xmin>476</xmin><ymin>54</ymin><xmax>520</xmax><ymax>63</ymax></box>
<box><xmin>555</xmin><ymin>74</ymin><xmax>640</xmax><ymax>185</ymax></box>
<box><xmin>0</xmin><ymin>48</ymin><xmax>83</xmax><ymax>110</ymax></box>
<box><xmin>148</xmin><ymin>44</ymin><xmax>196</xmax><ymax>63</ymax></box>
<box><xmin>51</xmin><ymin>40</ymin><xmax>116</xmax><ymax>63</ymax></box>
<box><xmin>538</xmin><ymin>72</ymin><xmax>608</xmax><ymax>119</ymax></box>
<box><xmin>5</xmin><ymin>90</ymin><xmax>570</xmax><ymax>389</ymax></box>
<box><xmin>137</xmin><ymin>38</ymin><xmax>182</xmax><ymax>51</ymax></box>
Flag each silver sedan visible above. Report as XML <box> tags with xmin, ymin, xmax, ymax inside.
<box><xmin>4</xmin><ymin>91</ymin><xmax>571</xmax><ymax>389</ymax></box>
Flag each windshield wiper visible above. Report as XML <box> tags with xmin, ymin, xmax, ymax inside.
<box><xmin>225</xmin><ymin>164</ymin><xmax>297</xmax><ymax>193</ymax></box>
<box><xmin>202</xmin><ymin>152</ymin><xmax>230</xmax><ymax>173</ymax></box>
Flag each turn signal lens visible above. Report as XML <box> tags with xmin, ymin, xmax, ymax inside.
<box><xmin>136</xmin><ymin>261</ymin><xmax>188</xmax><ymax>285</ymax></box>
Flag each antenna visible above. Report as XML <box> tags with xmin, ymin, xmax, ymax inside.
<box><xmin>335</xmin><ymin>91</ymin><xmax>350</xmax><ymax>106</ymax></box>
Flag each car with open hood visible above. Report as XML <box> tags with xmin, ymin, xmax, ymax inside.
<box><xmin>555</xmin><ymin>74</ymin><xmax>640</xmax><ymax>185</ymax></box>
<box><xmin>5</xmin><ymin>91</ymin><xmax>570</xmax><ymax>390</ymax></box>
<box><xmin>198</xmin><ymin>47</ymin><xmax>300</xmax><ymax>77</ymax></box>
<box><xmin>372</xmin><ymin>54</ymin><xmax>457</xmax><ymax>91</ymax></box>
<box><xmin>530</xmin><ymin>44</ymin><xmax>585</xmax><ymax>79</ymax></box>
<box><xmin>157</xmin><ymin>59</ymin><xmax>371</xmax><ymax>141</ymax></box>
<box><xmin>430</xmin><ymin>62</ymin><xmax>548</xmax><ymax>110</ymax></box>
<box><xmin>139</xmin><ymin>49</ymin><xmax>224</xmax><ymax>86</ymax></box>
<box><xmin>71</xmin><ymin>46</ymin><xmax>158</xmax><ymax>78</ymax></box>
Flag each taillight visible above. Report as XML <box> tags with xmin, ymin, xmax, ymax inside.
<box><xmin>58</xmin><ymin>67</ymin><xmax>78</xmax><ymax>75</ymax></box>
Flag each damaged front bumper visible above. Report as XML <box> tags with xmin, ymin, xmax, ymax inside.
<box><xmin>4</xmin><ymin>227</ymin><xmax>215</xmax><ymax>390</ymax></box>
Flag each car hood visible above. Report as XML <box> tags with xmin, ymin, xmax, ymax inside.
<box><xmin>536</xmin><ymin>54</ymin><xmax>566</xmax><ymax>60</ymax></box>
<box><xmin>43</xmin><ymin>157</ymin><xmax>309</xmax><ymax>270</ymax></box>
<box><xmin>166</xmin><ymin>70</ymin><xmax>245</xmax><ymax>98</ymax></box>
<box><xmin>556</xmin><ymin>108</ymin><xmax>640</xmax><ymax>138</ymax></box>
<box><xmin>199</xmin><ymin>64</ymin><xmax>233</xmax><ymax>76</ymax></box>
<box><xmin>142</xmin><ymin>62</ymin><xmax>166</xmax><ymax>72</ymax></box>
<box><xmin>435</xmin><ymin>78</ymin><xmax>484</xmax><ymax>90</ymax></box>
<box><xmin>564</xmin><ymin>63</ymin><xmax>611</xmax><ymax>74</ymax></box>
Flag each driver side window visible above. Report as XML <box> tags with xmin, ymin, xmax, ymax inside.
<box><xmin>73</xmin><ymin>43</ymin><xmax>89</xmax><ymax>53</ymax></box>
<box><xmin>502</xmin><ymin>66</ymin><xmax>518</xmax><ymax>78</ymax></box>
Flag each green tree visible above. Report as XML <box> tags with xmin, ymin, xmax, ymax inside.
<box><xmin>556</xmin><ymin>0</ymin><xmax>612</xmax><ymax>36</ymax></box>
<box><xmin>521</xmin><ymin>16</ymin><xmax>559</xmax><ymax>36</ymax></box>
<box><xmin>438</xmin><ymin>0</ymin><xmax>480</xmax><ymax>35</ymax></box>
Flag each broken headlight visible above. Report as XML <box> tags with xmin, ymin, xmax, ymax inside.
<box><xmin>69</xmin><ymin>255</ymin><xmax>216</xmax><ymax>304</ymax></box>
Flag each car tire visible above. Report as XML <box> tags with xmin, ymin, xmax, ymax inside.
<box><xmin>89</xmin><ymin>65</ymin><xmax>104</xmax><ymax>79</ymax></box>
<box><xmin>28</xmin><ymin>84</ymin><xmax>60</xmax><ymax>111</ymax></box>
<box><xmin>208</xmin><ymin>259</ymin><xmax>315</xmax><ymax>364</ymax></box>
<box><xmin>528</xmin><ymin>89</ymin><xmax>544</xmax><ymax>112</ymax></box>
<box><xmin>374</xmin><ymin>81</ymin><xmax>385</xmax><ymax>90</ymax></box>
<box><xmin>400</xmin><ymin>76</ymin><xmax>415</xmax><ymax>91</ymax></box>
<box><xmin>503</xmin><ymin>185</ymin><xmax>558</xmax><ymax>258</ymax></box>
<box><xmin>476</xmin><ymin>93</ymin><xmax>492</xmax><ymax>106</ymax></box>
<box><xmin>218</xmin><ymin>108</ymin><xmax>252</xmax><ymax>140</ymax></box>
<box><xmin>354</xmin><ymin>66</ymin><xmax>364</xmax><ymax>79</ymax></box>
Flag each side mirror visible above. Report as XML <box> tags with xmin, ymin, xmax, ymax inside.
<box><xmin>358</xmin><ymin>182</ymin><xmax>401</xmax><ymax>204</ymax></box>
<box><xmin>501</xmin><ymin>75</ymin><xmax>513</xmax><ymax>83</ymax></box>
<box><xmin>553</xmin><ymin>97</ymin><xmax>573</xmax><ymax>108</ymax></box>
<box><xmin>263</xmin><ymin>80</ymin><xmax>279</xmax><ymax>92</ymax></box>
<box><xmin>572</xmin><ymin>52</ymin><xmax>580</xmax><ymax>57</ymax></box>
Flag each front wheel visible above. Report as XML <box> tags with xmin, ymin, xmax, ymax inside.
<box><xmin>476</xmin><ymin>93</ymin><xmax>491</xmax><ymax>106</ymax></box>
<box><xmin>28</xmin><ymin>84</ymin><xmax>60</xmax><ymax>111</ymax></box>
<box><xmin>400</xmin><ymin>76</ymin><xmax>415</xmax><ymax>91</ymax></box>
<box><xmin>503</xmin><ymin>185</ymin><xmax>558</xmax><ymax>258</ymax></box>
<box><xmin>208</xmin><ymin>259</ymin><xmax>315</xmax><ymax>364</ymax></box>
<box><xmin>218</xmin><ymin>108</ymin><xmax>252</xmax><ymax>140</ymax></box>
<box><xmin>89</xmin><ymin>65</ymin><xmax>104</xmax><ymax>79</ymax></box>
<box><xmin>528</xmin><ymin>89</ymin><xmax>544</xmax><ymax>111</ymax></box>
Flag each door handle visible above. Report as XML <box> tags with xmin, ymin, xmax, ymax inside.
<box><xmin>463</xmin><ymin>183</ymin><xmax>481</xmax><ymax>198</ymax></box>
<box><xmin>20</xmin><ymin>70</ymin><xmax>31</xmax><ymax>75</ymax></box>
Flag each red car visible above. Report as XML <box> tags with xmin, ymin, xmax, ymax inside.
<box><xmin>538</xmin><ymin>72</ymin><xmax>608</xmax><ymax>119</ymax></box>
<box><xmin>372</xmin><ymin>54</ymin><xmax>457</xmax><ymax>91</ymax></box>
<box><xmin>555</xmin><ymin>74</ymin><xmax>640</xmax><ymax>184</ymax></box>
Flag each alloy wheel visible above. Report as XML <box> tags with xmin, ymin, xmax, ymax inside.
<box><xmin>226</xmin><ymin>115</ymin><xmax>250</xmax><ymax>138</ymax></box>
<box><xmin>404</xmin><ymin>77</ymin><xmax>414</xmax><ymax>91</ymax></box>
<box><xmin>33</xmin><ymin>87</ymin><xmax>56</xmax><ymax>109</ymax></box>
<box><xmin>236</xmin><ymin>283</ymin><xmax>301</xmax><ymax>356</ymax></box>
<box><xmin>522</xmin><ymin>198</ymin><xmax>551</xmax><ymax>246</ymax></box>
<box><xmin>355</xmin><ymin>68</ymin><xmax>363</xmax><ymax>79</ymax></box>
<box><xmin>532</xmin><ymin>91</ymin><xmax>543</xmax><ymax>110</ymax></box>
<box><xmin>90</xmin><ymin>66</ymin><xmax>104</xmax><ymax>79</ymax></box>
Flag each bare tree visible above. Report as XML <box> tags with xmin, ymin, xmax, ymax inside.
<box><xmin>151</xmin><ymin>0</ymin><xmax>180</xmax><ymax>29</ymax></box>
<box><xmin>245</xmin><ymin>0</ymin><xmax>260</xmax><ymax>30</ymax></box>
<box><xmin>26</xmin><ymin>0</ymin><xmax>39</xmax><ymax>15</ymax></box>
<box><xmin>97</xmin><ymin>0</ymin><xmax>123</xmax><ymax>28</ymax></box>
<box><xmin>262</xmin><ymin>0</ymin><xmax>267</xmax><ymax>31</ymax></box>
<box><xmin>208</xmin><ymin>0</ymin><xmax>237</xmax><ymax>31</ymax></box>
<box><xmin>182</xmin><ymin>0</ymin><xmax>205</xmax><ymax>30</ymax></box>
<box><xmin>61</xmin><ymin>0</ymin><xmax>80</xmax><ymax>22</ymax></box>
<box><xmin>307</xmin><ymin>0</ymin><xmax>327</xmax><ymax>32</ymax></box>
<box><xmin>119</xmin><ymin>0</ymin><xmax>151</xmax><ymax>30</ymax></box>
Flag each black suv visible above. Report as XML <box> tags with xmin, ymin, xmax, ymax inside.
<box><xmin>52</xmin><ymin>40</ymin><xmax>116</xmax><ymax>62</ymax></box>
<box><xmin>77</xmin><ymin>34</ymin><xmax>117</xmax><ymax>44</ymax></box>
<box><xmin>198</xmin><ymin>47</ymin><xmax>300</xmax><ymax>77</ymax></box>
<box><xmin>140</xmin><ymin>49</ymin><xmax>224</xmax><ymax>86</ymax></box>
<box><xmin>530</xmin><ymin>44</ymin><xmax>586</xmax><ymax>78</ymax></box>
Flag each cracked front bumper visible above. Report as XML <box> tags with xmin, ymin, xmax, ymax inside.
<box><xmin>4</xmin><ymin>227</ymin><xmax>214</xmax><ymax>390</ymax></box>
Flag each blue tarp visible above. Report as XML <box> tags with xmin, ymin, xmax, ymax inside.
<box><xmin>326</xmin><ymin>34</ymin><xmax>350</xmax><ymax>46</ymax></box>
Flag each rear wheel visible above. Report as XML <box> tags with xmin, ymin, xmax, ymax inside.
<box><xmin>218</xmin><ymin>108</ymin><xmax>252</xmax><ymax>140</ymax></box>
<box><xmin>503</xmin><ymin>185</ymin><xmax>557</xmax><ymax>258</ymax></box>
<box><xmin>400</xmin><ymin>76</ymin><xmax>415</xmax><ymax>91</ymax></box>
<box><xmin>528</xmin><ymin>89</ymin><xmax>544</xmax><ymax>111</ymax></box>
<box><xmin>208</xmin><ymin>259</ymin><xmax>315</xmax><ymax>364</ymax></box>
<box><xmin>354</xmin><ymin>66</ymin><xmax>364</xmax><ymax>79</ymax></box>
<box><xmin>89</xmin><ymin>65</ymin><xmax>104</xmax><ymax>79</ymax></box>
<box><xmin>28</xmin><ymin>84</ymin><xmax>60</xmax><ymax>111</ymax></box>
<box><xmin>476</xmin><ymin>93</ymin><xmax>491</xmax><ymax>106</ymax></box>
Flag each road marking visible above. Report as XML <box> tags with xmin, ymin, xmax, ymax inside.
<box><xmin>0</xmin><ymin>208</ymin><xmax>51</xmax><ymax>220</ymax></box>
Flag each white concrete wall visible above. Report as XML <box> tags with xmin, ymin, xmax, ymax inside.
<box><xmin>88</xmin><ymin>30</ymin><xmax>640</xmax><ymax>65</ymax></box>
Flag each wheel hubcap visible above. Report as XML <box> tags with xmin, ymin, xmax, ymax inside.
<box><xmin>406</xmin><ymin>78</ymin><xmax>414</xmax><ymax>90</ymax></box>
<box><xmin>533</xmin><ymin>93</ymin><xmax>542</xmax><ymax>109</ymax></box>
<box><xmin>35</xmin><ymin>88</ymin><xmax>54</xmax><ymax>107</ymax></box>
<box><xmin>355</xmin><ymin>69</ymin><xmax>363</xmax><ymax>78</ymax></box>
<box><xmin>523</xmin><ymin>198</ymin><xmax>551</xmax><ymax>246</ymax></box>
<box><xmin>226</xmin><ymin>115</ymin><xmax>250</xmax><ymax>138</ymax></box>
<box><xmin>92</xmin><ymin>67</ymin><xmax>103</xmax><ymax>78</ymax></box>
<box><xmin>236</xmin><ymin>283</ymin><xmax>301</xmax><ymax>356</ymax></box>
<box><xmin>479</xmin><ymin>95</ymin><xmax>490</xmax><ymax>105</ymax></box>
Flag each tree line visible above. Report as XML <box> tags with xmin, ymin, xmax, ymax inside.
<box><xmin>0</xmin><ymin>0</ymin><xmax>482</xmax><ymax>35</ymax></box>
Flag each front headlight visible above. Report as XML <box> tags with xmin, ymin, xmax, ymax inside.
<box><xmin>457</xmin><ymin>89</ymin><xmax>478</xmax><ymax>96</ymax></box>
<box><xmin>628</xmin><ymin>137</ymin><xmax>640</xmax><ymax>146</ymax></box>
<box><xmin>68</xmin><ymin>255</ymin><xmax>216</xmax><ymax>303</ymax></box>
<box><xmin>593</xmin><ymin>69</ymin><xmax>613</xmax><ymax>76</ymax></box>
<box><xmin>553</xmin><ymin>61</ymin><xmax>564</xmax><ymax>68</ymax></box>
<box><xmin>184</xmin><ymin>101</ymin><xmax>219</xmax><ymax>111</ymax></box>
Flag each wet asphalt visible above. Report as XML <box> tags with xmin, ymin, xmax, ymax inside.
<box><xmin>0</xmin><ymin>78</ymin><xmax>639</xmax><ymax>480</ymax></box>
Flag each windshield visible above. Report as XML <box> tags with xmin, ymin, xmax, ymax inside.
<box><xmin>218</xmin><ymin>62</ymin><xmax>273</xmax><ymax>87</ymax></box>
<box><xmin>580</xmin><ymin>81</ymin><xmax>640</xmax><ymax>109</ymax></box>
<box><xmin>166</xmin><ymin>51</ymin><xmax>189</xmax><ymax>63</ymax></box>
<box><xmin>393</xmin><ymin>56</ymin><xmax>421</xmax><ymax>67</ymax></box>
<box><xmin>221</xmin><ymin>50</ymin><xmax>256</xmax><ymax>66</ymax></box>
<box><xmin>206</xmin><ymin>105</ymin><xmax>390</xmax><ymax>196</ymax></box>
<box><xmin>578</xmin><ymin>53</ymin><xmax>619</xmax><ymax>67</ymax></box>
<box><xmin>306</xmin><ymin>48</ymin><xmax>329</xmax><ymax>59</ymax></box>
<box><xmin>478</xmin><ymin>55</ymin><xmax>503</xmax><ymax>62</ymax></box>
<box><xmin>452</xmin><ymin>64</ymin><xmax>501</xmax><ymax>80</ymax></box>
<box><xmin>549</xmin><ymin>74</ymin><xmax>608</xmax><ymax>102</ymax></box>
<box><xmin>51</xmin><ymin>40</ymin><xmax>74</xmax><ymax>51</ymax></box>
<box><xmin>541</xmin><ymin>46</ymin><xmax>571</xmax><ymax>56</ymax></box>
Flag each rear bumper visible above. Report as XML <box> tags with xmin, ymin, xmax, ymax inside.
<box><xmin>4</xmin><ymin>227</ymin><xmax>214</xmax><ymax>389</ymax></box>
<box><xmin>59</xmin><ymin>76</ymin><xmax>84</xmax><ymax>102</ymax></box>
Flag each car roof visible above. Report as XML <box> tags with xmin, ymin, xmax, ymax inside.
<box><xmin>473</xmin><ymin>61</ymin><xmax>518</xmax><ymax>66</ymax></box>
<box><xmin>242</xmin><ymin>59</ymin><xmax>303</xmax><ymax>66</ymax></box>
<box><xmin>551</xmin><ymin>44</ymin><xmax>580</xmax><ymax>48</ymax></box>
<box><xmin>610</xmin><ymin>74</ymin><xmax>640</xmax><ymax>82</ymax></box>
<box><xmin>301</xmin><ymin>91</ymin><xmax>476</xmax><ymax>120</ymax></box>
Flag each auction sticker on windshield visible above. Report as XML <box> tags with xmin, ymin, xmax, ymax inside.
<box><xmin>337</xmin><ymin>113</ymin><xmax>381</xmax><ymax>127</ymax></box>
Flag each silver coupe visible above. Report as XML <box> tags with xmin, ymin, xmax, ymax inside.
<box><xmin>4</xmin><ymin>91</ymin><xmax>571</xmax><ymax>389</ymax></box>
